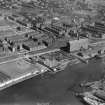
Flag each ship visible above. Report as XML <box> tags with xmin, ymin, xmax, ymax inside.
<box><xmin>76</xmin><ymin>92</ymin><xmax>105</xmax><ymax>105</ymax></box>
<box><xmin>76</xmin><ymin>77</ymin><xmax>105</xmax><ymax>105</ymax></box>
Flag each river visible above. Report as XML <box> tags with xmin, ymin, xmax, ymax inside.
<box><xmin>0</xmin><ymin>58</ymin><xmax>105</xmax><ymax>105</ymax></box>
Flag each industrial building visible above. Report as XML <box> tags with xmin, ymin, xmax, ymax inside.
<box><xmin>69</xmin><ymin>38</ymin><xmax>89</xmax><ymax>52</ymax></box>
<box><xmin>22</xmin><ymin>41</ymin><xmax>46</xmax><ymax>51</ymax></box>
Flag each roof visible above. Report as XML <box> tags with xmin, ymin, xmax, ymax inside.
<box><xmin>7</xmin><ymin>35</ymin><xmax>27</xmax><ymax>42</ymax></box>
<box><xmin>23</xmin><ymin>41</ymin><xmax>39</xmax><ymax>48</ymax></box>
<box><xmin>0</xmin><ymin>29</ymin><xmax>16</xmax><ymax>37</ymax></box>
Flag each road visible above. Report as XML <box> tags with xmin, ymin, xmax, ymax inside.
<box><xmin>0</xmin><ymin>48</ymin><xmax>60</xmax><ymax>65</ymax></box>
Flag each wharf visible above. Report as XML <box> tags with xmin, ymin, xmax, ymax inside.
<box><xmin>0</xmin><ymin>53</ymin><xmax>73</xmax><ymax>91</ymax></box>
<box><xmin>0</xmin><ymin>58</ymin><xmax>48</xmax><ymax>91</ymax></box>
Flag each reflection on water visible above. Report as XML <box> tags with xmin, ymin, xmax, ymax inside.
<box><xmin>0</xmin><ymin>58</ymin><xmax>105</xmax><ymax>105</ymax></box>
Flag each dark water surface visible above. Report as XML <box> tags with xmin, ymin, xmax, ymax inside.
<box><xmin>0</xmin><ymin>58</ymin><xmax>105</xmax><ymax>105</ymax></box>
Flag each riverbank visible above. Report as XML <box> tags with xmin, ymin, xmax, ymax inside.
<box><xmin>0</xmin><ymin>58</ymin><xmax>104</xmax><ymax>105</ymax></box>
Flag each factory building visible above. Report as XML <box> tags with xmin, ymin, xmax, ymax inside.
<box><xmin>81</xmin><ymin>22</ymin><xmax>105</xmax><ymax>35</ymax></box>
<box><xmin>82</xmin><ymin>26</ymin><xmax>105</xmax><ymax>39</ymax></box>
<box><xmin>7</xmin><ymin>35</ymin><xmax>28</xmax><ymax>43</ymax></box>
<box><xmin>69</xmin><ymin>38</ymin><xmax>89</xmax><ymax>52</ymax></box>
<box><xmin>8</xmin><ymin>43</ymin><xmax>23</xmax><ymax>52</ymax></box>
<box><xmin>22</xmin><ymin>41</ymin><xmax>46</xmax><ymax>51</ymax></box>
<box><xmin>8</xmin><ymin>14</ymin><xmax>31</xmax><ymax>28</ymax></box>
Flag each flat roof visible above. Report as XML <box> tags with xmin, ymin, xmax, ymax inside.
<box><xmin>0</xmin><ymin>26</ymin><xmax>34</xmax><ymax>38</ymax></box>
<box><xmin>23</xmin><ymin>41</ymin><xmax>39</xmax><ymax>48</ymax></box>
<box><xmin>0</xmin><ymin>29</ymin><xmax>16</xmax><ymax>37</ymax></box>
<box><xmin>7</xmin><ymin>34</ymin><xmax>27</xmax><ymax>42</ymax></box>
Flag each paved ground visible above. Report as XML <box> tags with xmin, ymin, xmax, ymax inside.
<box><xmin>0</xmin><ymin>58</ymin><xmax>104</xmax><ymax>105</ymax></box>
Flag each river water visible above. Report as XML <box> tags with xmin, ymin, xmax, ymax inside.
<box><xmin>0</xmin><ymin>58</ymin><xmax>105</xmax><ymax>105</ymax></box>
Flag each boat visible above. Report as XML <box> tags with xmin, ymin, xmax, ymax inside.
<box><xmin>76</xmin><ymin>92</ymin><xmax>105</xmax><ymax>105</ymax></box>
<box><xmin>76</xmin><ymin>77</ymin><xmax>105</xmax><ymax>105</ymax></box>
